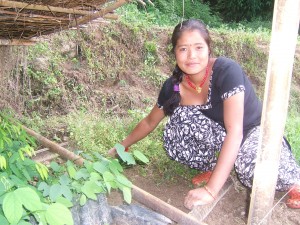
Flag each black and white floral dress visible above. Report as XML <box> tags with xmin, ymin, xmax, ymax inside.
<box><xmin>158</xmin><ymin>57</ymin><xmax>300</xmax><ymax>191</ymax></box>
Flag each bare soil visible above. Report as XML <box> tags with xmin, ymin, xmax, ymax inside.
<box><xmin>107</xmin><ymin>166</ymin><xmax>300</xmax><ymax>225</ymax></box>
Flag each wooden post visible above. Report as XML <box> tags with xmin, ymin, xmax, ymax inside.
<box><xmin>247</xmin><ymin>0</ymin><xmax>300</xmax><ymax>224</ymax></box>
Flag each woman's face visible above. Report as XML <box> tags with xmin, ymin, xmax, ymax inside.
<box><xmin>175</xmin><ymin>30</ymin><xmax>210</xmax><ymax>76</ymax></box>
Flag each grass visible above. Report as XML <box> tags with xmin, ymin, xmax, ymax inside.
<box><xmin>64</xmin><ymin>109</ymin><xmax>199</xmax><ymax>182</ymax></box>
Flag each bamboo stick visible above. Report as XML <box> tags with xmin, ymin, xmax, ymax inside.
<box><xmin>22</xmin><ymin>125</ymin><xmax>84</xmax><ymax>165</ymax></box>
<box><xmin>247</xmin><ymin>0</ymin><xmax>300</xmax><ymax>224</ymax></box>
<box><xmin>68</xmin><ymin>0</ymin><xmax>128</xmax><ymax>27</ymax></box>
<box><xmin>0</xmin><ymin>9</ymin><xmax>71</xmax><ymax>21</ymax></box>
<box><xmin>0</xmin><ymin>39</ymin><xmax>36</xmax><ymax>46</ymax></box>
<box><xmin>0</xmin><ymin>0</ymin><xmax>94</xmax><ymax>15</ymax></box>
<box><xmin>22</xmin><ymin>124</ymin><xmax>205</xmax><ymax>225</ymax></box>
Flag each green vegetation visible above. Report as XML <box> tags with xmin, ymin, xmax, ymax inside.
<box><xmin>65</xmin><ymin>109</ymin><xmax>198</xmax><ymax>183</ymax></box>
<box><xmin>0</xmin><ymin>114</ymin><xmax>148</xmax><ymax>224</ymax></box>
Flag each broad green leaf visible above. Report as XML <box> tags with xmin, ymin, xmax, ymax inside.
<box><xmin>59</xmin><ymin>174</ymin><xmax>71</xmax><ymax>186</ymax></box>
<box><xmin>116</xmin><ymin>175</ymin><xmax>132</xmax><ymax>188</ymax></box>
<box><xmin>71</xmin><ymin>181</ymin><xmax>81</xmax><ymax>192</ymax></box>
<box><xmin>103</xmin><ymin>171</ymin><xmax>117</xmax><ymax>193</ymax></box>
<box><xmin>50</xmin><ymin>161</ymin><xmax>62</xmax><ymax>172</ymax></box>
<box><xmin>115</xmin><ymin>144</ymin><xmax>136</xmax><ymax>165</ymax></box>
<box><xmin>49</xmin><ymin>184</ymin><xmax>63</xmax><ymax>202</ymax></box>
<box><xmin>133</xmin><ymin>150</ymin><xmax>150</xmax><ymax>164</ymax></box>
<box><xmin>74</xmin><ymin>168</ymin><xmax>89</xmax><ymax>180</ymax></box>
<box><xmin>83</xmin><ymin>160</ymin><xmax>94</xmax><ymax>173</ymax></box>
<box><xmin>81</xmin><ymin>181</ymin><xmax>101</xmax><ymax>200</ymax></box>
<box><xmin>79</xmin><ymin>194</ymin><xmax>86</xmax><ymax>206</ymax></box>
<box><xmin>67</xmin><ymin>165</ymin><xmax>76</xmax><ymax>179</ymax></box>
<box><xmin>102</xmin><ymin>171</ymin><xmax>115</xmax><ymax>182</ymax></box>
<box><xmin>109</xmin><ymin>159</ymin><xmax>123</xmax><ymax>172</ymax></box>
<box><xmin>122</xmin><ymin>186</ymin><xmax>132</xmax><ymax>204</ymax></box>
<box><xmin>0</xmin><ymin>214</ymin><xmax>9</xmax><ymax>225</ymax></box>
<box><xmin>3</xmin><ymin>192</ymin><xmax>23</xmax><ymax>224</ymax></box>
<box><xmin>55</xmin><ymin>196</ymin><xmax>73</xmax><ymax>208</ymax></box>
<box><xmin>20</xmin><ymin>166</ymin><xmax>31</xmax><ymax>181</ymax></box>
<box><xmin>9</xmin><ymin>163</ymin><xmax>23</xmax><ymax>178</ymax></box>
<box><xmin>89</xmin><ymin>172</ymin><xmax>102</xmax><ymax>181</ymax></box>
<box><xmin>45</xmin><ymin>203</ymin><xmax>73</xmax><ymax>225</ymax></box>
<box><xmin>38</xmin><ymin>182</ymin><xmax>50</xmax><ymax>197</ymax></box>
<box><xmin>9</xmin><ymin>175</ymin><xmax>27</xmax><ymax>187</ymax></box>
<box><xmin>109</xmin><ymin>161</ymin><xmax>121</xmax><ymax>176</ymax></box>
<box><xmin>15</xmin><ymin>187</ymin><xmax>43</xmax><ymax>211</ymax></box>
<box><xmin>93</xmin><ymin>161</ymin><xmax>109</xmax><ymax>174</ymax></box>
<box><xmin>61</xmin><ymin>185</ymin><xmax>73</xmax><ymax>201</ymax></box>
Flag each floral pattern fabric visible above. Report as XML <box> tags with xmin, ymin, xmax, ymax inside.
<box><xmin>163</xmin><ymin>106</ymin><xmax>300</xmax><ymax>191</ymax></box>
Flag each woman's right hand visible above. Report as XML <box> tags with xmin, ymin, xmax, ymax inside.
<box><xmin>107</xmin><ymin>147</ymin><xmax>117</xmax><ymax>157</ymax></box>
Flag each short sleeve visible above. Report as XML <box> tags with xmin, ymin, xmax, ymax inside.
<box><xmin>157</xmin><ymin>77</ymin><xmax>173</xmax><ymax>108</ymax></box>
<box><xmin>215</xmin><ymin>58</ymin><xmax>246</xmax><ymax>100</ymax></box>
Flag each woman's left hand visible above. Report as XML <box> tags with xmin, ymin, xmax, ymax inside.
<box><xmin>184</xmin><ymin>187</ymin><xmax>215</xmax><ymax>210</ymax></box>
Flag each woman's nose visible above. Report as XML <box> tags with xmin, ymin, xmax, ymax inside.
<box><xmin>187</xmin><ymin>48</ymin><xmax>196</xmax><ymax>59</ymax></box>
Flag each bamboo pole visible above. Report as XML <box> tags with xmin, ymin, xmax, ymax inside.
<box><xmin>68</xmin><ymin>0</ymin><xmax>128</xmax><ymax>28</ymax></box>
<box><xmin>22</xmin><ymin>125</ymin><xmax>205</xmax><ymax>225</ymax></box>
<box><xmin>0</xmin><ymin>0</ymin><xmax>94</xmax><ymax>15</ymax></box>
<box><xmin>0</xmin><ymin>39</ymin><xmax>36</xmax><ymax>46</ymax></box>
<box><xmin>22</xmin><ymin>125</ymin><xmax>84</xmax><ymax>165</ymax></box>
<box><xmin>247</xmin><ymin>0</ymin><xmax>300</xmax><ymax>224</ymax></box>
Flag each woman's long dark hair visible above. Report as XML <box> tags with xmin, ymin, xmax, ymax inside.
<box><xmin>163</xmin><ymin>19</ymin><xmax>212</xmax><ymax>116</ymax></box>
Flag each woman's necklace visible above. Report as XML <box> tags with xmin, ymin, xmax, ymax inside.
<box><xmin>185</xmin><ymin>64</ymin><xmax>210</xmax><ymax>93</ymax></box>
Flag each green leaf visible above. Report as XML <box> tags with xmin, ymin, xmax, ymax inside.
<box><xmin>45</xmin><ymin>203</ymin><xmax>73</xmax><ymax>225</ymax></box>
<box><xmin>15</xmin><ymin>187</ymin><xmax>43</xmax><ymax>211</ymax></box>
<box><xmin>49</xmin><ymin>184</ymin><xmax>63</xmax><ymax>202</ymax></box>
<box><xmin>0</xmin><ymin>214</ymin><xmax>9</xmax><ymax>225</ymax></box>
<box><xmin>9</xmin><ymin>163</ymin><xmax>23</xmax><ymax>178</ymax></box>
<box><xmin>109</xmin><ymin>159</ymin><xmax>123</xmax><ymax>172</ymax></box>
<box><xmin>115</xmin><ymin>144</ymin><xmax>136</xmax><ymax>165</ymax></box>
<box><xmin>93</xmin><ymin>161</ymin><xmax>109</xmax><ymax>174</ymax></box>
<box><xmin>59</xmin><ymin>174</ymin><xmax>71</xmax><ymax>186</ymax></box>
<box><xmin>3</xmin><ymin>192</ymin><xmax>23</xmax><ymax>224</ymax></box>
<box><xmin>67</xmin><ymin>165</ymin><xmax>76</xmax><ymax>179</ymax></box>
<box><xmin>81</xmin><ymin>181</ymin><xmax>102</xmax><ymax>200</ymax></box>
<box><xmin>74</xmin><ymin>168</ymin><xmax>90</xmax><ymax>180</ymax></box>
<box><xmin>89</xmin><ymin>172</ymin><xmax>102</xmax><ymax>181</ymax></box>
<box><xmin>122</xmin><ymin>186</ymin><xmax>132</xmax><ymax>204</ymax></box>
<box><xmin>116</xmin><ymin>174</ymin><xmax>132</xmax><ymax>188</ymax></box>
<box><xmin>38</xmin><ymin>182</ymin><xmax>50</xmax><ymax>197</ymax></box>
<box><xmin>83</xmin><ymin>160</ymin><xmax>94</xmax><ymax>173</ymax></box>
<box><xmin>9</xmin><ymin>175</ymin><xmax>27</xmax><ymax>187</ymax></box>
<box><xmin>103</xmin><ymin>171</ymin><xmax>116</xmax><ymax>193</ymax></box>
<box><xmin>55</xmin><ymin>196</ymin><xmax>73</xmax><ymax>208</ymax></box>
<box><xmin>60</xmin><ymin>185</ymin><xmax>73</xmax><ymax>201</ymax></box>
<box><xmin>133</xmin><ymin>150</ymin><xmax>150</xmax><ymax>164</ymax></box>
<box><xmin>79</xmin><ymin>194</ymin><xmax>86</xmax><ymax>206</ymax></box>
<box><xmin>50</xmin><ymin>161</ymin><xmax>62</xmax><ymax>172</ymax></box>
<box><xmin>109</xmin><ymin>160</ymin><xmax>123</xmax><ymax>176</ymax></box>
<box><xmin>102</xmin><ymin>171</ymin><xmax>115</xmax><ymax>182</ymax></box>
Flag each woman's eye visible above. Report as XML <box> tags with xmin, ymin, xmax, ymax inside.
<box><xmin>179</xmin><ymin>48</ymin><xmax>187</xmax><ymax>52</ymax></box>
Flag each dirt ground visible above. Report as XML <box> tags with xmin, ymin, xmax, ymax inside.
<box><xmin>107</xmin><ymin>167</ymin><xmax>300</xmax><ymax>225</ymax></box>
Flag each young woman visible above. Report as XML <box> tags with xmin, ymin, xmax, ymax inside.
<box><xmin>108</xmin><ymin>19</ymin><xmax>300</xmax><ymax>209</ymax></box>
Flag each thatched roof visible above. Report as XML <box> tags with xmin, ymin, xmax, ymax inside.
<box><xmin>0</xmin><ymin>0</ymin><xmax>131</xmax><ymax>45</ymax></box>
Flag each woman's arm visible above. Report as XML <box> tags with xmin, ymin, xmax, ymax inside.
<box><xmin>108</xmin><ymin>104</ymin><xmax>165</xmax><ymax>156</ymax></box>
<box><xmin>184</xmin><ymin>92</ymin><xmax>244</xmax><ymax>209</ymax></box>
<box><xmin>206</xmin><ymin>91</ymin><xmax>244</xmax><ymax>194</ymax></box>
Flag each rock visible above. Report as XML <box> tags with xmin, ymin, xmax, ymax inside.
<box><xmin>111</xmin><ymin>204</ymin><xmax>173</xmax><ymax>225</ymax></box>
